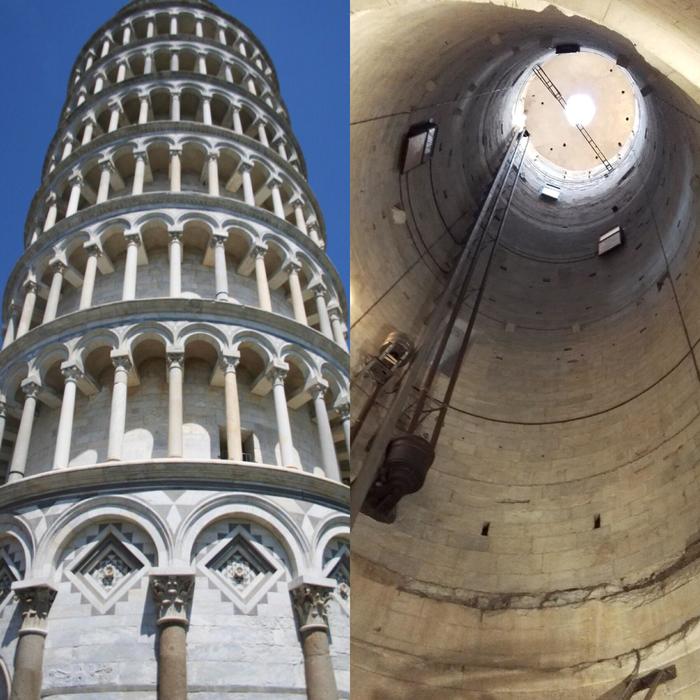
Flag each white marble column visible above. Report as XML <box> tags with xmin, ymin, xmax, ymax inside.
<box><xmin>81</xmin><ymin>118</ymin><xmax>95</xmax><ymax>146</ymax></box>
<box><xmin>195</xmin><ymin>19</ymin><xmax>204</xmax><ymax>37</ymax></box>
<box><xmin>53</xmin><ymin>365</ymin><xmax>82</xmax><ymax>469</ymax></box>
<box><xmin>222</xmin><ymin>356</ymin><xmax>243</xmax><ymax>460</ymax></box>
<box><xmin>42</xmin><ymin>261</ymin><xmax>66</xmax><ymax>324</ymax></box>
<box><xmin>224</xmin><ymin>63</ymin><xmax>234</xmax><ymax>83</ymax></box>
<box><xmin>338</xmin><ymin>403</ymin><xmax>351</xmax><ymax>457</ymax></box>
<box><xmin>167</xmin><ymin>352</ymin><xmax>184</xmax><ymax>458</ymax></box>
<box><xmin>308</xmin><ymin>223</ymin><xmax>323</xmax><ymax>248</ymax></box>
<box><xmin>94</xmin><ymin>74</ymin><xmax>105</xmax><ymax>94</ymax></box>
<box><xmin>328</xmin><ymin>307</ymin><xmax>348</xmax><ymax>351</ymax></box>
<box><xmin>257</xmin><ymin>121</ymin><xmax>269</xmax><ymax>147</ymax></box>
<box><xmin>197</xmin><ymin>53</ymin><xmax>207</xmax><ymax>76</ymax></box>
<box><xmin>107</xmin><ymin>354</ymin><xmax>131</xmax><ymax>461</ymax></box>
<box><xmin>275</xmin><ymin>138</ymin><xmax>288</xmax><ymax>161</ymax></box>
<box><xmin>61</xmin><ymin>136</ymin><xmax>74</xmax><ymax>161</ymax></box>
<box><xmin>122</xmin><ymin>25</ymin><xmax>132</xmax><ymax>44</ymax></box>
<box><xmin>0</xmin><ymin>402</ymin><xmax>6</xmax><ymax>458</ymax></box>
<box><xmin>218</xmin><ymin>25</ymin><xmax>227</xmax><ymax>44</ymax></box>
<box><xmin>207</xmin><ymin>152</ymin><xmax>220</xmax><ymax>196</ymax></box>
<box><xmin>2</xmin><ymin>303</ymin><xmax>19</xmax><ymax>349</ymax></box>
<box><xmin>269</xmin><ymin>366</ymin><xmax>295</xmax><ymax>467</ymax></box>
<box><xmin>169</xmin><ymin>148</ymin><xmax>182</xmax><ymax>192</ymax></box>
<box><xmin>171</xmin><ymin>90</ymin><xmax>181</xmax><ymax>121</ymax></box>
<box><xmin>253</xmin><ymin>246</ymin><xmax>272</xmax><ymax>312</ymax></box>
<box><xmin>7</xmin><ymin>380</ymin><xmax>40</xmax><ymax>483</ymax></box>
<box><xmin>292</xmin><ymin>199</ymin><xmax>308</xmax><ymax>234</ymax></box>
<box><xmin>122</xmin><ymin>232</ymin><xmax>141</xmax><ymax>301</ymax></box>
<box><xmin>169</xmin><ymin>231</ymin><xmax>183</xmax><ymax>298</ymax></box>
<box><xmin>270</xmin><ymin>179</ymin><xmax>285</xmax><ymax>219</ymax></box>
<box><xmin>16</xmin><ymin>281</ymin><xmax>38</xmax><ymax>339</ymax></box>
<box><xmin>43</xmin><ymin>193</ymin><xmax>58</xmax><ymax>231</ymax></box>
<box><xmin>144</xmin><ymin>51</ymin><xmax>154</xmax><ymax>75</ymax></box>
<box><xmin>116</xmin><ymin>61</ymin><xmax>127</xmax><ymax>83</ymax></box>
<box><xmin>138</xmin><ymin>95</ymin><xmax>150</xmax><ymax>124</ymax></box>
<box><xmin>169</xmin><ymin>14</ymin><xmax>178</xmax><ymax>35</ymax></box>
<box><xmin>313</xmin><ymin>285</ymin><xmax>333</xmax><ymax>340</ymax></box>
<box><xmin>79</xmin><ymin>245</ymin><xmax>100</xmax><ymax>310</ymax></box>
<box><xmin>286</xmin><ymin>262</ymin><xmax>307</xmax><ymax>325</ymax></box>
<box><xmin>241</xmin><ymin>163</ymin><xmax>255</xmax><ymax>206</ymax></box>
<box><xmin>213</xmin><ymin>234</ymin><xmax>229</xmax><ymax>301</ymax></box>
<box><xmin>100</xmin><ymin>38</ymin><xmax>110</xmax><ymax>57</ymax></box>
<box><xmin>132</xmin><ymin>150</ymin><xmax>147</xmax><ymax>195</ymax></box>
<box><xmin>202</xmin><ymin>96</ymin><xmax>212</xmax><ymax>125</ymax></box>
<box><xmin>310</xmin><ymin>384</ymin><xmax>340</xmax><ymax>481</ymax></box>
<box><xmin>96</xmin><ymin>159</ymin><xmax>113</xmax><ymax>204</ymax></box>
<box><xmin>107</xmin><ymin>102</ymin><xmax>122</xmax><ymax>133</ymax></box>
<box><xmin>146</xmin><ymin>18</ymin><xmax>155</xmax><ymax>38</ymax></box>
<box><xmin>232</xmin><ymin>106</ymin><xmax>243</xmax><ymax>134</ymax></box>
<box><xmin>66</xmin><ymin>174</ymin><xmax>83</xmax><ymax>217</ymax></box>
<box><xmin>170</xmin><ymin>50</ymin><xmax>179</xmax><ymax>71</ymax></box>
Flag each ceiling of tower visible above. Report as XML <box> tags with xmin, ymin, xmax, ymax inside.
<box><xmin>521</xmin><ymin>52</ymin><xmax>637</xmax><ymax>172</ymax></box>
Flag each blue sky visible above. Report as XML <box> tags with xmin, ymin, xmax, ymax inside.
<box><xmin>0</xmin><ymin>0</ymin><xmax>349</xmax><ymax>307</ymax></box>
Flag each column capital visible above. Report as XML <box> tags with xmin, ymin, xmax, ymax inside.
<box><xmin>124</xmin><ymin>230</ymin><xmax>142</xmax><ymax>245</ymax></box>
<box><xmin>252</xmin><ymin>243</ymin><xmax>268</xmax><ymax>259</ymax></box>
<box><xmin>23</xmin><ymin>279</ymin><xmax>39</xmax><ymax>294</ymax></box>
<box><xmin>20</xmin><ymin>379</ymin><xmax>41</xmax><ymax>399</ymax></box>
<box><xmin>168</xmin><ymin>228</ymin><xmax>184</xmax><ymax>241</ymax></box>
<box><xmin>266</xmin><ymin>360</ymin><xmax>289</xmax><ymax>386</ymax></box>
<box><xmin>207</xmin><ymin>149</ymin><xmax>220</xmax><ymax>161</ymax></box>
<box><xmin>149</xmin><ymin>570</ymin><xmax>195</xmax><ymax>626</ymax></box>
<box><xmin>12</xmin><ymin>582</ymin><xmax>57</xmax><ymax>636</ymax></box>
<box><xmin>290</xmin><ymin>196</ymin><xmax>304</xmax><ymax>208</ymax></box>
<box><xmin>0</xmin><ymin>401</ymin><xmax>7</xmax><ymax>419</ymax></box>
<box><xmin>239</xmin><ymin>160</ymin><xmax>254</xmax><ymax>173</ymax></box>
<box><xmin>170</xmin><ymin>87</ymin><xmax>182</xmax><ymax>97</ymax></box>
<box><xmin>168</xmin><ymin>145</ymin><xmax>183</xmax><ymax>157</ymax></box>
<box><xmin>82</xmin><ymin>113</ymin><xmax>97</xmax><ymax>127</ymax></box>
<box><xmin>166</xmin><ymin>352</ymin><xmax>185</xmax><ymax>370</ymax></box>
<box><xmin>288</xmin><ymin>578</ymin><xmax>335</xmax><ymax>633</ymax></box>
<box><xmin>311</xmin><ymin>282</ymin><xmax>327</xmax><ymax>297</ymax></box>
<box><xmin>107</xmin><ymin>97</ymin><xmax>123</xmax><ymax>112</ymax></box>
<box><xmin>284</xmin><ymin>259</ymin><xmax>302</xmax><ymax>274</ymax></box>
<box><xmin>98</xmin><ymin>157</ymin><xmax>115</xmax><ymax>172</ymax></box>
<box><xmin>84</xmin><ymin>241</ymin><xmax>102</xmax><ymax>257</ymax></box>
<box><xmin>49</xmin><ymin>259</ymin><xmax>67</xmax><ymax>274</ymax></box>
<box><xmin>68</xmin><ymin>172</ymin><xmax>84</xmax><ymax>186</ymax></box>
<box><xmin>45</xmin><ymin>191</ymin><xmax>58</xmax><ymax>205</ymax></box>
<box><xmin>271</xmin><ymin>133</ymin><xmax>286</xmax><ymax>146</ymax></box>
<box><xmin>309</xmin><ymin>381</ymin><xmax>329</xmax><ymax>401</ymax></box>
<box><xmin>269</xmin><ymin>175</ymin><xmax>283</xmax><ymax>188</ymax></box>
<box><xmin>110</xmin><ymin>351</ymin><xmax>132</xmax><ymax>372</ymax></box>
<box><xmin>212</xmin><ymin>231</ymin><xmax>228</xmax><ymax>246</ymax></box>
<box><xmin>132</xmin><ymin>148</ymin><xmax>147</xmax><ymax>161</ymax></box>
<box><xmin>220</xmin><ymin>352</ymin><xmax>240</xmax><ymax>372</ymax></box>
<box><xmin>337</xmin><ymin>402</ymin><xmax>351</xmax><ymax>421</ymax></box>
<box><xmin>60</xmin><ymin>363</ymin><xmax>84</xmax><ymax>383</ymax></box>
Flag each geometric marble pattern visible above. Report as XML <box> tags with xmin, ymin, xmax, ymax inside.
<box><xmin>61</xmin><ymin>522</ymin><xmax>156</xmax><ymax>615</ymax></box>
<box><xmin>194</xmin><ymin>521</ymin><xmax>290</xmax><ymax>614</ymax></box>
<box><xmin>0</xmin><ymin>539</ymin><xmax>24</xmax><ymax>614</ymax></box>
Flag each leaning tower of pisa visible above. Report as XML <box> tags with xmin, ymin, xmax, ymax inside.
<box><xmin>0</xmin><ymin>1</ymin><xmax>349</xmax><ymax>698</ymax></box>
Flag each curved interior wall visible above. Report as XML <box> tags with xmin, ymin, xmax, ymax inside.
<box><xmin>351</xmin><ymin>1</ymin><xmax>700</xmax><ymax>697</ymax></box>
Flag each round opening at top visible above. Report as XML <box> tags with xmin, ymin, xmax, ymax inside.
<box><xmin>565</xmin><ymin>93</ymin><xmax>596</xmax><ymax>126</ymax></box>
<box><xmin>514</xmin><ymin>51</ymin><xmax>638</xmax><ymax>174</ymax></box>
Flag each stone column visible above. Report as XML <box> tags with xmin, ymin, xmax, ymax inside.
<box><xmin>138</xmin><ymin>95</ymin><xmax>150</xmax><ymax>124</ymax></box>
<box><xmin>122</xmin><ymin>25</ymin><xmax>132</xmax><ymax>44</ymax></box>
<box><xmin>8</xmin><ymin>380</ymin><xmax>40</xmax><ymax>483</ymax></box>
<box><xmin>286</xmin><ymin>262</ymin><xmax>308</xmax><ymax>325</ymax></box>
<box><xmin>167</xmin><ymin>352</ymin><xmax>184</xmax><ymax>458</ymax></box>
<box><xmin>202</xmin><ymin>96</ymin><xmax>212</xmax><ymax>124</ymax></box>
<box><xmin>43</xmin><ymin>193</ymin><xmax>58</xmax><ymax>232</ymax></box>
<box><xmin>313</xmin><ymin>286</ymin><xmax>333</xmax><ymax>340</ymax></box>
<box><xmin>65</xmin><ymin>174</ymin><xmax>83</xmax><ymax>217</ymax></box>
<box><xmin>207</xmin><ymin>152</ymin><xmax>220</xmax><ymax>196</ymax></box>
<box><xmin>42</xmin><ymin>262</ymin><xmax>66</xmax><ymax>324</ymax></box>
<box><xmin>169</xmin><ymin>148</ymin><xmax>182</xmax><ymax>192</ymax></box>
<box><xmin>274</xmin><ymin>137</ymin><xmax>288</xmax><ymax>161</ymax></box>
<box><xmin>246</xmin><ymin>75</ymin><xmax>258</xmax><ymax>96</ymax></box>
<box><xmin>292</xmin><ymin>199</ymin><xmax>308</xmax><ymax>234</ymax></box>
<box><xmin>16</xmin><ymin>282</ymin><xmax>39</xmax><ymax>339</ymax></box>
<box><xmin>81</xmin><ymin>118</ymin><xmax>95</xmax><ymax>146</ymax></box>
<box><xmin>171</xmin><ymin>90</ymin><xmax>181</xmax><ymax>121</ymax></box>
<box><xmin>169</xmin><ymin>231</ymin><xmax>183</xmax><ymax>298</ymax></box>
<box><xmin>116</xmin><ymin>62</ymin><xmax>127</xmax><ymax>83</ymax></box>
<box><xmin>122</xmin><ymin>232</ymin><xmax>141</xmax><ymax>301</ymax></box>
<box><xmin>53</xmin><ymin>365</ymin><xmax>82</xmax><ymax>469</ymax></box>
<box><xmin>310</xmin><ymin>384</ymin><xmax>340</xmax><ymax>481</ymax></box>
<box><xmin>169</xmin><ymin>14</ymin><xmax>178</xmax><ymax>35</ymax></box>
<box><xmin>150</xmin><ymin>571</ymin><xmax>194</xmax><ymax>700</ymax></box>
<box><xmin>107</xmin><ymin>354</ymin><xmax>131</xmax><ymax>461</ymax></box>
<box><xmin>79</xmin><ymin>245</ymin><xmax>100</xmax><ymax>310</ymax></box>
<box><xmin>146</xmin><ymin>18</ymin><xmax>155</xmax><ymax>38</ymax></box>
<box><xmin>338</xmin><ymin>403</ymin><xmax>351</xmax><ymax>457</ymax></box>
<box><xmin>100</xmin><ymin>38</ymin><xmax>110</xmax><ymax>57</ymax></box>
<box><xmin>170</xmin><ymin>51</ymin><xmax>179</xmax><ymax>71</ymax></box>
<box><xmin>232</xmin><ymin>106</ymin><xmax>243</xmax><ymax>134</ymax></box>
<box><xmin>241</xmin><ymin>163</ymin><xmax>255</xmax><ymax>206</ymax></box>
<box><xmin>9</xmin><ymin>582</ymin><xmax>57</xmax><ymax>700</ymax></box>
<box><xmin>257</xmin><ymin>121</ymin><xmax>269</xmax><ymax>147</ymax></box>
<box><xmin>195</xmin><ymin>19</ymin><xmax>204</xmax><ymax>37</ymax></box>
<box><xmin>61</xmin><ymin>136</ymin><xmax>74</xmax><ymax>161</ymax></box>
<box><xmin>144</xmin><ymin>51</ymin><xmax>154</xmax><ymax>75</ymax></box>
<box><xmin>270</xmin><ymin>179</ymin><xmax>285</xmax><ymax>219</ymax></box>
<box><xmin>0</xmin><ymin>402</ymin><xmax>7</xmax><ymax>456</ymax></box>
<box><xmin>93</xmin><ymin>74</ymin><xmax>105</xmax><ymax>94</ymax></box>
<box><xmin>132</xmin><ymin>150</ymin><xmax>147</xmax><ymax>195</ymax></box>
<box><xmin>224</xmin><ymin>63</ymin><xmax>234</xmax><ymax>83</ymax></box>
<box><xmin>289</xmin><ymin>579</ymin><xmax>338</xmax><ymax>700</ymax></box>
<box><xmin>308</xmin><ymin>223</ymin><xmax>323</xmax><ymax>248</ymax></box>
<box><xmin>2</xmin><ymin>303</ymin><xmax>19</xmax><ymax>349</ymax></box>
<box><xmin>213</xmin><ymin>234</ymin><xmax>229</xmax><ymax>301</ymax></box>
<box><xmin>96</xmin><ymin>159</ymin><xmax>113</xmax><ymax>204</ymax></box>
<box><xmin>328</xmin><ymin>308</ymin><xmax>348</xmax><ymax>351</ymax></box>
<box><xmin>269</xmin><ymin>365</ymin><xmax>295</xmax><ymax>467</ymax></box>
<box><xmin>253</xmin><ymin>246</ymin><xmax>272</xmax><ymax>312</ymax></box>
<box><xmin>222</xmin><ymin>355</ymin><xmax>242</xmax><ymax>460</ymax></box>
<box><xmin>107</xmin><ymin>101</ymin><xmax>121</xmax><ymax>132</ymax></box>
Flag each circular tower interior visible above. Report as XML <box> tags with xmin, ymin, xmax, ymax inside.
<box><xmin>351</xmin><ymin>1</ymin><xmax>700</xmax><ymax>698</ymax></box>
<box><xmin>0</xmin><ymin>1</ymin><xmax>349</xmax><ymax>697</ymax></box>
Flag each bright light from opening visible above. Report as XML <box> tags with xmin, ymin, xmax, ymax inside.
<box><xmin>565</xmin><ymin>93</ymin><xmax>596</xmax><ymax>127</ymax></box>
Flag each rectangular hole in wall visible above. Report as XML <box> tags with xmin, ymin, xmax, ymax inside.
<box><xmin>241</xmin><ymin>430</ymin><xmax>256</xmax><ymax>463</ymax></box>
<box><xmin>481</xmin><ymin>522</ymin><xmax>490</xmax><ymax>536</ymax></box>
<box><xmin>594</xmin><ymin>514</ymin><xmax>601</xmax><ymax>529</ymax></box>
